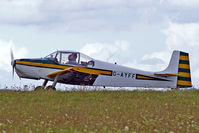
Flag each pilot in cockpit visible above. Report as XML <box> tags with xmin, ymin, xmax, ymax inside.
<box><xmin>67</xmin><ymin>53</ymin><xmax>78</xmax><ymax>65</ymax></box>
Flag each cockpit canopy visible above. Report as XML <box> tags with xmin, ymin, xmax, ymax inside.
<box><xmin>45</xmin><ymin>51</ymin><xmax>95</xmax><ymax>67</ymax></box>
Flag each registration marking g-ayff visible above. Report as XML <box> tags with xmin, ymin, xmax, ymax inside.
<box><xmin>112</xmin><ymin>71</ymin><xmax>136</xmax><ymax>79</ymax></box>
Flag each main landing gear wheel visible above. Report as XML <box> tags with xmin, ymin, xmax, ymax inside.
<box><xmin>45</xmin><ymin>85</ymin><xmax>56</xmax><ymax>91</ymax></box>
<box><xmin>34</xmin><ymin>86</ymin><xmax>44</xmax><ymax>91</ymax></box>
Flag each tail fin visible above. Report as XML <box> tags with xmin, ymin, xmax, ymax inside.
<box><xmin>177</xmin><ymin>51</ymin><xmax>192</xmax><ymax>88</ymax></box>
<box><xmin>155</xmin><ymin>50</ymin><xmax>192</xmax><ymax>88</ymax></box>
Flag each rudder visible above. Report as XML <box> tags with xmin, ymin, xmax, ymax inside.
<box><xmin>177</xmin><ymin>51</ymin><xmax>192</xmax><ymax>88</ymax></box>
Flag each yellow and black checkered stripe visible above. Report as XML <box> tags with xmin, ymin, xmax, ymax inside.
<box><xmin>177</xmin><ymin>52</ymin><xmax>192</xmax><ymax>88</ymax></box>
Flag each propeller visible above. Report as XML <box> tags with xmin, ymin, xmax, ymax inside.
<box><xmin>10</xmin><ymin>49</ymin><xmax>16</xmax><ymax>79</ymax></box>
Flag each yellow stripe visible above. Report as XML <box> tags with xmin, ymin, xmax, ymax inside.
<box><xmin>177</xmin><ymin>80</ymin><xmax>192</xmax><ymax>86</ymax></box>
<box><xmin>165</xmin><ymin>73</ymin><xmax>179</xmax><ymax>76</ymax></box>
<box><xmin>17</xmin><ymin>61</ymin><xmax>112</xmax><ymax>76</ymax></box>
<box><xmin>154</xmin><ymin>73</ymin><xmax>178</xmax><ymax>76</ymax></box>
<box><xmin>178</xmin><ymin>72</ymin><xmax>191</xmax><ymax>78</ymax></box>
<box><xmin>180</xmin><ymin>56</ymin><xmax>189</xmax><ymax>61</ymax></box>
<box><xmin>16</xmin><ymin>61</ymin><xmax>70</xmax><ymax>69</ymax></box>
<box><xmin>137</xmin><ymin>75</ymin><xmax>154</xmax><ymax>80</ymax></box>
<box><xmin>179</xmin><ymin>64</ymin><xmax>190</xmax><ymax>69</ymax></box>
<box><xmin>73</xmin><ymin>66</ymin><xmax>112</xmax><ymax>75</ymax></box>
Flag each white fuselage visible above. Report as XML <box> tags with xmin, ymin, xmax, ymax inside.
<box><xmin>15</xmin><ymin>59</ymin><xmax>176</xmax><ymax>88</ymax></box>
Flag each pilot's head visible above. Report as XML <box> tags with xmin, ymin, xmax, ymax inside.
<box><xmin>68</xmin><ymin>53</ymin><xmax>77</xmax><ymax>61</ymax></box>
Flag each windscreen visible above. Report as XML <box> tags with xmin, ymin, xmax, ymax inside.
<box><xmin>58</xmin><ymin>52</ymin><xmax>79</xmax><ymax>65</ymax></box>
<box><xmin>79</xmin><ymin>53</ymin><xmax>95</xmax><ymax>67</ymax></box>
<box><xmin>45</xmin><ymin>52</ymin><xmax>57</xmax><ymax>58</ymax></box>
<box><xmin>45</xmin><ymin>51</ymin><xmax>94</xmax><ymax>67</ymax></box>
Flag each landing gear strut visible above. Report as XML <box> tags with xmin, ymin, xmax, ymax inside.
<box><xmin>34</xmin><ymin>77</ymin><xmax>58</xmax><ymax>91</ymax></box>
<box><xmin>45</xmin><ymin>76</ymin><xmax>57</xmax><ymax>90</ymax></box>
<box><xmin>45</xmin><ymin>75</ymin><xmax>59</xmax><ymax>90</ymax></box>
<box><xmin>34</xmin><ymin>79</ymin><xmax>49</xmax><ymax>91</ymax></box>
<box><xmin>42</xmin><ymin>79</ymin><xmax>48</xmax><ymax>88</ymax></box>
<box><xmin>52</xmin><ymin>75</ymin><xmax>59</xmax><ymax>89</ymax></box>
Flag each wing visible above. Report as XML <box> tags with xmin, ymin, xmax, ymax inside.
<box><xmin>47</xmin><ymin>67</ymin><xmax>73</xmax><ymax>78</ymax></box>
<box><xmin>48</xmin><ymin>66</ymin><xmax>111</xmax><ymax>78</ymax></box>
<box><xmin>47</xmin><ymin>66</ymin><xmax>112</xmax><ymax>86</ymax></box>
<box><xmin>72</xmin><ymin>66</ymin><xmax>112</xmax><ymax>75</ymax></box>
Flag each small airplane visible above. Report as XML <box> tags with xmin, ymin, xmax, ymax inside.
<box><xmin>11</xmin><ymin>50</ymin><xmax>192</xmax><ymax>90</ymax></box>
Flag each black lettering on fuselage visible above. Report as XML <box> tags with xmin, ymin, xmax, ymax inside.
<box><xmin>112</xmin><ymin>71</ymin><xmax>136</xmax><ymax>79</ymax></box>
<box><xmin>132</xmin><ymin>74</ymin><xmax>135</xmax><ymax>78</ymax></box>
<box><xmin>128</xmin><ymin>73</ymin><xmax>131</xmax><ymax>78</ymax></box>
<box><xmin>120</xmin><ymin>72</ymin><xmax>124</xmax><ymax>77</ymax></box>
<box><xmin>112</xmin><ymin>71</ymin><xmax>117</xmax><ymax>76</ymax></box>
<box><xmin>125</xmin><ymin>73</ymin><xmax>128</xmax><ymax>78</ymax></box>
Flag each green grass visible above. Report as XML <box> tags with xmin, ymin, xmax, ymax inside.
<box><xmin>0</xmin><ymin>90</ymin><xmax>199</xmax><ymax>132</ymax></box>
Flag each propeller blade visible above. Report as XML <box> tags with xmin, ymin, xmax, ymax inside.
<box><xmin>11</xmin><ymin>48</ymin><xmax>14</xmax><ymax>63</ymax></box>
<box><xmin>12</xmin><ymin>64</ymin><xmax>15</xmax><ymax>79</ymax></box>
<box><xmin>10</xmin><ymin>48</ymin><xmax>15</xmax><ymax>79</ymax></box>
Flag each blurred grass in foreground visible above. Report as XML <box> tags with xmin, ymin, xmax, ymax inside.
<box><xmin>0</xmin><ymin>90</ymin><xmax>199</xmax><ymax>133</ymax></box>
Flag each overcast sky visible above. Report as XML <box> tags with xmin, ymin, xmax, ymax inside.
<box><xmin>0</xmin><ymin>0</ymin><xmax>199</xmax><ymax>89</ymax></box>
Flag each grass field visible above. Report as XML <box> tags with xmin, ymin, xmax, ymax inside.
<box><xmin>0</xmin><ymin>89</ymin><xmax>199</xmax><ymax>133</ymax></box>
